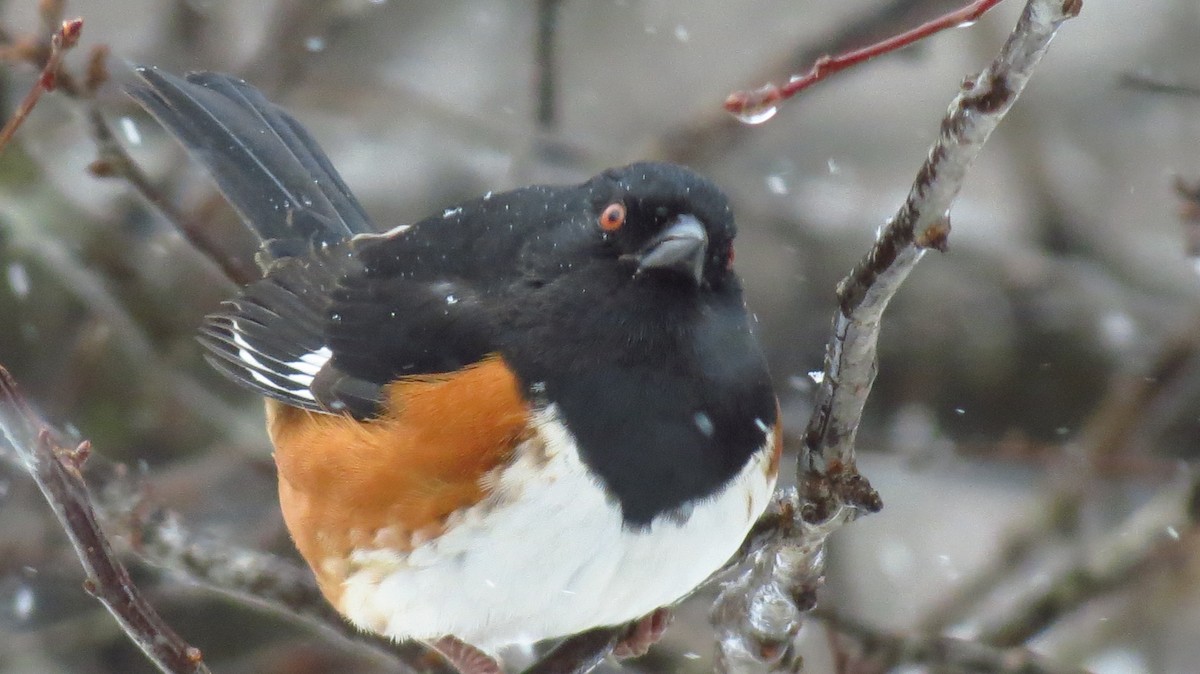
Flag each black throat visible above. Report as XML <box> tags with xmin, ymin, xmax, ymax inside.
<box><xmin>496</xmin><ymin>267</ymin><xmax>776</xmax><ymax>528</ymax></box>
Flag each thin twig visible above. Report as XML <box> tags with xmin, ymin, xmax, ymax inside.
<box><xmin>656</xmin><ymin>0</ymin><xmax>966</xmax><ymax>163</ymax></box>
<box><xmin>815</xmin><ymin>610</ymin><xmax>1095</xmax><ymax>674</ymax></box>
<box><xmin>130</xmin><ymin>508</ymin><xmax>460</xmax><ymax>674</ymax></box>
<box><xmin>0</xmin><ymin>16</ymin><xmax>82</xmax><ymax>155</ymax></box>
<box><xmin>0</xmin><ymin>363</ymin><xmax>458</xmax><ymax>673</ymax></box>
<box><xmin>0</xmin><ymin>366</ymin><xmax>211</xmax><ymax>674</ymax></box>
<box><xmin>1118</xmin><ymin>72</ymin><xmax>1200</xmax><ymax>99</ymax></box>
<box><xmin>710</xmin><ymin>1</ymin><xmax>1082</xmax><ymax>671</ymax></box>
<box><xmin>0</xmin><ymin>15</ymin><xmax>256</xmax><ymax>285</ymax></box>
<box><xmin>534</xmin><ymin>0</ymin><xmax>564</xmax><ymax>130</ymax></box>
<box><xmin>979</xmin><ymin>470</ymin><xmax>1200</xmax><ymax>647</ymax></box>
<box><xmin>724</xmin><ymin>0</ymin><xmax>1006</xmax><ymax>120</ymax></box>
<box><xmin>919</xmin><ymin>319</ymin><xmax>1200</xmax><ymax>633</ymax></box>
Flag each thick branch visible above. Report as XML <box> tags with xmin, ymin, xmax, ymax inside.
<box><xmin>801</xmin><ymin>0</ymin><xmax>1082</xmax><ymax>505</ymax></box>
<box><xmin>710</xmin><ymin>1</ymin><xmax>1081</xmax><ymax>671</ymax></box>
<box><xmin>519</xmin><ymin>627</ymin><xmax>625</xmax><ymax>674</ymax></box>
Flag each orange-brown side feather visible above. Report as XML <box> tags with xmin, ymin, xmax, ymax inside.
<box><xmin>768</xmin><ymin>399</ymin><xmax>784</xmax><ymax>478</ymax></box>
<box><xmin>266</xmin><ymin>356</ymin><xmax>532</xmax><ymax>606</ymax></box>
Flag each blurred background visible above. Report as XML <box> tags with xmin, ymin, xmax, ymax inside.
<box><xmin>1</xmin><ymin>0</ymin><xmax>1199</xmax><ymax>672</ymax></box>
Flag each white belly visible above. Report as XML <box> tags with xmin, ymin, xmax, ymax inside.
<box><xmin>337</xmin><ymin>405</ymin><xmax>777</xmax><ymax>650</ymax></box>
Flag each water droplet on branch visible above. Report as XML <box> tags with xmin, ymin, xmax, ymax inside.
<box><xmin>726</xmin><ymin>84</ymin><xmax>781</xmax><ymax>125</ymax></box>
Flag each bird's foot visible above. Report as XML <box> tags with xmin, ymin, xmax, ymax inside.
<box><xmin>613</xmin><ymin>607</ymin><xmax>673</xmax><ymax>659</ymax></box>
<box><xmin>433</xmin><ymin>635</ymin><xmax>503</xmax><ymax>674</ymax></box>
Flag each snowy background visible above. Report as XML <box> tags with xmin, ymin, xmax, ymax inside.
<box><xmin>1</xmin><ymin>1</ymin><xmax>1199</xmax><ymax>672</ymax></box>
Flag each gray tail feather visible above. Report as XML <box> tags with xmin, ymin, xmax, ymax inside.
<box><xmin>127</xmin><ymin>66</ymin><xmax>376</xmax><ymax>256</ymax></box>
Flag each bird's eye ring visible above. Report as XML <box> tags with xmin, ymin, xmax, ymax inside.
<box><xmin>599</xmin><ymin>202</ymin><xmax>626</xmax><ymax>232</ymax></box>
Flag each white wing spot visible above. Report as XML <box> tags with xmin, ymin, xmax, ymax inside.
<box><xmin>282</xmin><ymin>346</ymin><xmax>331</xmax><ymax>388</ymax></box>
<box><xmin>229</xmin><ymin>325</ymin><xmax>316</xmax><ymax>400</ymax></box>
<box><xmin>353</xmin><ymin>223</ymin><xmax>411</xmax><ymax>242</ymax></box>
<box><xmin>287</xmin><ymin>347</ymin><xmax>332</xmax><ymax>376</ymax></box>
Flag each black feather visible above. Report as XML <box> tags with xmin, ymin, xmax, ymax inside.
<box><xmin>128</xmin><ymin>67</ymin><xmax>374</xmax><ymax>252</ymax></box>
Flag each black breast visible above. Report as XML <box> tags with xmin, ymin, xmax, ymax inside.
<box><xmin>496</xmin><ymin>269</ymin><xmax>776</xmax><ymax>528</ymax></box>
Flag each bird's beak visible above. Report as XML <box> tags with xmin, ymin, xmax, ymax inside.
<box><xmin>635</xmin><ymin>215</ymin><xmax>708</xmax><ymax>285</ymax></box>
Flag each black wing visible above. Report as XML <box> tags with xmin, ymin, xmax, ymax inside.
<box><xmin>128</xmin><ymin>67</ymin><xmax>375</xmax><ymax>252</ymax></box>
<box><xmin>198</xmin><ymin>242</ymin><xmax>497</xmax><ymax>418</ymax></box>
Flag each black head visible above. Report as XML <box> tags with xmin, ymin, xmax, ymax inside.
<box><xmin>574</xmin><ymin>162</ymin><xmax>737</xmax><ymax>291</ymax></box>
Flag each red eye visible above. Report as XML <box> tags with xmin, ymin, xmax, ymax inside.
<box><xmin>599</xmin><ymin>202</ymin><xmax>626</xmax><ymax>232</ymax></box>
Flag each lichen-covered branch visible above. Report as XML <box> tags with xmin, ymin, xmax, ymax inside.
<box><xmin>710</xmin><ymin>1</ymin><xmax>1082</xmax><ymax>671</ymax></box>
<box><xmin>805</xmin><ymin>0</ymin><xmax>1082</xmax><ymax>496</ymax></box>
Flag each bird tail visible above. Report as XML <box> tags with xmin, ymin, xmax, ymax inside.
<box><xmin>127</xmin><ymin>67</ymin><xmax>376</xmax><ymax>263</ymax></box>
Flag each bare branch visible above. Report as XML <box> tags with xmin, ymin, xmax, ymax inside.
<box><xmin>517</xmin><ymin>627</ymin><xmax>624</xmax><ymax>674</ymax></box>
<box><xmin>534</xmin><ymin>0</ymin><xmax>565</xmax><ymax>131</ymax></box>
<box><xmin>1118</xmin><ymin>72</ymin><xmax>1200</xmax><ymax>99</ymax></box>
<box><xmin>85</xmin><ymin>104</ymin><xmax>260</xmax><ymax>285</ymax></box>
<box><xmin>805</xmin><ymin>0</ymin><xmax>1081</xmax><ymax>491</ymax></box>
<box><xmin>0</xmin><ymin>17</ymin><xmax>82</xmax><ymax>155</ymax></box>
<box><xmin>920</xmin><ymin>319</ymin><xmax>1200</xmax><ymax>633</ymax></box>
<box><xmin>129</xmin><ymin>508</ymin><xmax>461</xmax><ymax>674</ymax></box>
<box><xmin>816</xmin><ymin>610</ymin><xmax>1094</xmax><ymax>674</ymax></box>
<box><xmin>979</xmin><ymin>471</ymin><xmax>1200</xmax><ymax>648</ymax></box>
<box><xmin>0</xmin><ymin>366</ymin><xmax>211</xmax><ymax>674</ymax></box>
<box><xmin>710</xmin><ymin>1</ymin><xmax>1082</xmax><ymax>670</ymax></box>
<box><xmin>0</xmin><ymin>362</ymin><xmax>460</xmax><ymax>673</ymax></box>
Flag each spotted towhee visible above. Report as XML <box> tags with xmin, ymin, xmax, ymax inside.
<box><xmin>129</xmin><ymin>67</ymin><xmax>780</xmax><ymax>662</ymax></box>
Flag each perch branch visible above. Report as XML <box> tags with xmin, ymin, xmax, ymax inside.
<box><xmin>710</xmin><ymin>1</ymin><xmax>1081</xmax><ymax>671</ymax></box>
<box><xmin>0</xmin><ymin>366</ymin><xmax>211</xmax><ymax>674</ymax></box>
<box><xmin>519</xmin><ymin>627</ymin><xmax>625</xmax><ymax>674</ymax></box>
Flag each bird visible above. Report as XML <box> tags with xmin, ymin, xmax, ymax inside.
<box><xmin>128</xmin><ymin>66</ymin><xmax>781</xmax><ymax>670</ymax></box>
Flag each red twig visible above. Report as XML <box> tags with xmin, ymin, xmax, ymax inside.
<box><xmin>724</xmin><ymin>0</ymin><xmax>1005</xmax><ymax>120</ymax></box>
<box><xmin>0</xmin><ymin>17</ymin><xmax>82</xmax><ymax>155</ymax></box>
<box><xmin>0</xmin><ymin>366</ymin><xmax>211</xmax><ymax>674</ymax></box>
